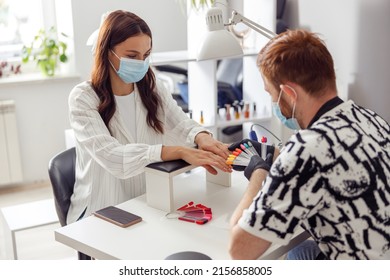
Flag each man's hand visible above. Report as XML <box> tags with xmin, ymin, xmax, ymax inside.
<box><xmin>228</xmin><ymin>139</ymin><xmax>275</xmax><ymax>172</ymax></box>
<box><xmin>228</xmin><ymin>139</ymin><xmax>275</xmax><ymax>159</ymax></box>
<box><xmin>244</xmin><ymin>153</ymin><xmax>273</xmax><ymax>180</ymax></box>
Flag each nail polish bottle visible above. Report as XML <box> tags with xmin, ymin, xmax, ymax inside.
<box><xmin>234</xmin><ymin>105</ymin><xmax>240</xmax><ymax>119</ymax></box>
<box><xmin>261</xmin><ymin>136</ymin><xmax>267</xmax><ymax>159</ymax></box>
<box><xmin>225</xmin><ymin>104</ymin><xmax>231</xmax><ymax>121</ymax></box>
<box><xmin>244</xmin><ymin>102</ymin><xmax>250</xmax><ymax>118</ymax></box>
<box><xmin>239</xmin><ymin>100</ymin><xmax>245</xmax><ymax>112</ymax></box>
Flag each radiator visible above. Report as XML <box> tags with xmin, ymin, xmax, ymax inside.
<box><xmin>0</xmin><ymin>100</ymin><xmax>23</xmax><ymax>185</ymax></box>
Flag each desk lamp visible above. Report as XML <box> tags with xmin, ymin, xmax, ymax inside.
<box><xmin>197</xmin><ymin>7</ymin><xmax>277</xmax><ymax>60</ymax></box>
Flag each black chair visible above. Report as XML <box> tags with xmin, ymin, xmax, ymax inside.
<box><xmin>48</xmin><ymin>147</ymin><xmax>91</xmax><ymax>260</ymax></box>
<box><xmin>276</xmin><ymin>0</ymin><xmax>288</xmax><ymax>34</ymax></box>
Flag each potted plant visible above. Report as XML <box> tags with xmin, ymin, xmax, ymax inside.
<box><xmin>21</xmin><ymin>26</ymin><xmax>68</xmax><ymax>77</ymax></box>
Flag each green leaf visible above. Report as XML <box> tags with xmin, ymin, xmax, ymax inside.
<box><xmin>59</xmin><ymin>42</ymin><xmax>67</xmax><ymax>51</ymax></box>
<box><xmin>59</xmin><ymin>54</ymin><xmax>68</xmax><ymax>63</ymax></box>
<box><xmin>46</xmin><ymin>39</ymin><xmax>56</xmax><ymax>48</ymax></box>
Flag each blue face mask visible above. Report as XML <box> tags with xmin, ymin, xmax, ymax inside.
<box><xmin>110</xmin><ymin>50</ymin><xmax>150</xmax><ymax>83</ymax></box>
<box><xmin>272</xmin><ymin>87</ymin><xmax>301</xmax><ymax>131</ymax></box>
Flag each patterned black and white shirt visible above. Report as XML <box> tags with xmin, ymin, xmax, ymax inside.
<box><xmin>239</xmin><ymin>99</ymin><xmax>390</xmax><ymax>259</ymax></box>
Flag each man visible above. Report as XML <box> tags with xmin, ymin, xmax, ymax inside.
<box><xmin>229</xmin><ymin>29</ymin><xmax>390</xmax><ymax>260</ymax></box>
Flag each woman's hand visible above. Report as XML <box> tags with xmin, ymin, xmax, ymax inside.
<box><xmin>195</xmin><ymin>132</ymin><xmax>230</xmax><ymax>159</ymax></box>
<box><xmin>180</xmin><ymin>146</ymin><xmax>232</xmax><ymax>175</ymax></box>
<box><xmin>161</xmin><ymin>145</ymin><xmax>232</xmax><ymax>175</ymax></box>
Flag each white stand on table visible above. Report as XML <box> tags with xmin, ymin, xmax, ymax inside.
<box><xmin>145</xmin><ymin>160</ymin><xmax>231</xmax><ymax>212</ymax></box>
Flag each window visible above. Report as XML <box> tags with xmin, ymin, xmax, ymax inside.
<box><xmin>0</xmin><ymin>0</ymin><xmax>73</xmax><ymax>77</ymax></box>
<box><xmin>0</xmin><ymin>0</ymin><xmax>45</xmax><ymax>60</ymax></box>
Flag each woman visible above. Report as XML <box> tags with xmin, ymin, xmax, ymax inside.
<box><xmin>67</xmin><ymin>10</ymin><xmax>231</xmax><ymax>224</ymax></box>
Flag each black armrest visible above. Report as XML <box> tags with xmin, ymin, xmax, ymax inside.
<box><xmin>146</xmin><ymin>159</ymin><xmax>190</xmax><ymax>173</ymax></box>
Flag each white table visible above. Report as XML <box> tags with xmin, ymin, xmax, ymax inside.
<box><xmin>55</xmin><ymin>168</ymin><xmax>309</xmax><ymax>260</ymax></box>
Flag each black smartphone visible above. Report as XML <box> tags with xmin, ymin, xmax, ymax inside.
<box><xmin>93</xmin><ymin>206</ymin><xmax>142</xmax><ymax>228</ymax></box>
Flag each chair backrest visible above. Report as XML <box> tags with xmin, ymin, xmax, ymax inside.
<box><xmin>48</xmin><ymin>147</ymin><xmax>76</xmax><ymax>226</ymax></box>
<box><xmin>277</xmin><ymin>0</ymin><xmax>287</xmax><ymax>19</ymax></box>
<box><xmin>276</xmin><ymin>0</ymin><xmax>288</xmax><ymax>34</ymax></box>
<box><xmin>216</xmin><ymin>58</ymin><xmax>243</xmax><ymax>91</ymax></box>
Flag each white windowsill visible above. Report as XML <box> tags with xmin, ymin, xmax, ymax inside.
<box><xmin>0</xmin><ymin>72</ymin><xmax>81</xmax><ymax>87</ymax></box>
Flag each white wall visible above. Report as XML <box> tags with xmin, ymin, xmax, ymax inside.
<box><xmin>0</xmin><ymin>0</ymin><xmax>187</xmax><ymax>185</ymax></box>
<box><xmin>0</xmin><ymin>77</ymin><xmax>80</xmax><ymax>185</ymax></box>
<box><xmin>71</xmin><ymin>0</ymin><xmax>187</xmax><ymax>81</ymax></box>
<box><xmin>283</xmin><ymin>0</ymin><xmax>390</xmax><ymax>122</ymax></box>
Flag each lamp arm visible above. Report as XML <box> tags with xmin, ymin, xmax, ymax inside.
<box><xmin>228</xmin><ymin>11</ymin><xmax>276</xmax><ymax>40</ymax></box>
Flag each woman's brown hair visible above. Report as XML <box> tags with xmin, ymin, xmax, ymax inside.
<box><xmin>257</xmin><ymin>29</ymin><xmax>336</xmax><ymax>96</ymax></box>
<box><xmin>91</xmin><ymin>10</ymin><xmax>164</xmax><ymax>133</ymax></box>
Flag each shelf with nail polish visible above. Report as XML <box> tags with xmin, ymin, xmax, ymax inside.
<box><xmin>213</xmin><ymin>105</ymin><xmax>272</xmax><ymax>128</ymax></box>
<box><xmin>186</xmin><ymin>105</ymin><xmax>272</xmax><ymax>129</ymax></box>
<box><xmin>151</xmin><ymin>50</ymin><xmax>274</xmax><ymax>137</ymax></box>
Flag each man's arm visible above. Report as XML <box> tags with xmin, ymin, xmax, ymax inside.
<box><xmin>229</xmin><ymin>169</ymin><xmax>272</xmax><ymax>259</ymax></box>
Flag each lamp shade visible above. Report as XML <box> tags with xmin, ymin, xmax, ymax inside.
<box><xmin>197</xmin><ymin>7</ymin><xmax>243</xmax><ymax>60</ymax></box>
<box><xmin>197</xmin><ymin>30</ymin><xmax>243</xmax><ymax>60</ymax></box>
